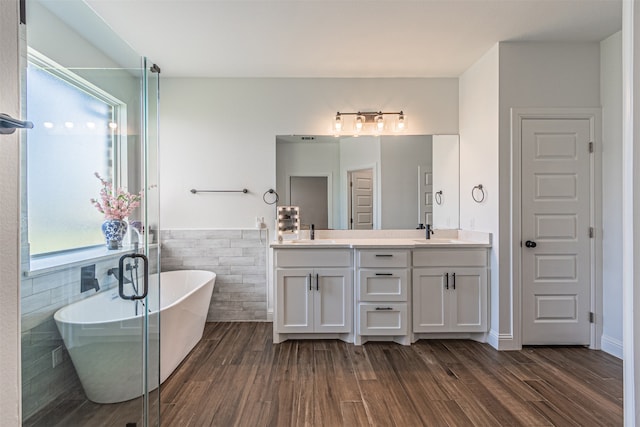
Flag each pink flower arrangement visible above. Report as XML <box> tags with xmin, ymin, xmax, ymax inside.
<box><xmin>90</xmin><ymin>172</ymin><xmax>142</xmax><ymax>220</ymax></box>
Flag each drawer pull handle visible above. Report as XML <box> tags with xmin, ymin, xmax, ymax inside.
<box><xmin>375</xmin><ymin>307</ymin><xmax>393</xmax><ymax>311</ymax></box>
<box><xmin>445</xmin><ymin>272</ymin><xmax>449</xmax><ymax>290</ymax></box>
<box><xmin>375</xmin><ymin>254</ymin><xmax>393</xmax><ymax>257</ymax></box>
<box><xmin>316</xmin><ymin>273</ymin><xmax>319</xmax><ymax>291</ymax></box>
<box><xmin>452</xmin><ymin>272</ymin><xmax>456</xmax><ymax>290</ymax></box>
<box><xmin>309</xmin><ymin>273</ymin><xmax>312</xmax><ymax>291</ymax></box>
<box><xmin>375</xmin><ymin>273</ymin><xmax>393</xmax><ymax>276</ymax></box>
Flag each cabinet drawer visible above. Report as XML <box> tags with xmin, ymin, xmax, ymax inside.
<box><xmin>413</xmin><ymin>249</ymin><xmax>487</xmax><ymax>267</ymax></box>
<box><xmin>358</xmin><ymin>303</ymin><xmax>408</xmax><ymax>336</ymax></box>
<box><xmin>275</xmin><ymin>249</ymin><xmax>352</xmax><ymax>268</ymax></box>
<box><xmin>358</xmin><ymin>269</ymin><xmax>408</xmax><ymax>301</ymax></box>
<box><xmin>358</xmin><ymin>250</ymin><xmax>409</xmax><ymax>268</ymax></box>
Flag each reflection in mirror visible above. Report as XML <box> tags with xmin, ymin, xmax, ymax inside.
<box><xmin>276</xmin><ymin>135</ymin><xmax>460</xmax><ymax>230</ymax></box>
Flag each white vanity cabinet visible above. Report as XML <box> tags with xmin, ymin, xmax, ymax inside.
<box><xmin>355</xmin><ymin>249</ymin><xmax>410</xmax><ymax>345</ymax></box>
<box><xmin>412</xmin><ymin>249</ymin><xmax>488</xmax><ymax>333</ymax></box>
<box><xmin>273</xmin><ymin>249</ymin><xmax>353</xmax><ymax>343</ymax></box>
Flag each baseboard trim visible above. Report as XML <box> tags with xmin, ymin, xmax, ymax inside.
<box><xmin>601</xmin><ymin>334</ymin><xmax>623</xmax><ymax>359</ymax></box>
<box><xmin>488</xmin><ymin>329</ymin><xmax>520</xmax><ymax>351</ymax></box>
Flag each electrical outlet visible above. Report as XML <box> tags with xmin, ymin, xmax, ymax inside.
<box><xmin>52</xmin><ymin>346</ymin><xmax>63</xmax><ymax>368</ymax></box>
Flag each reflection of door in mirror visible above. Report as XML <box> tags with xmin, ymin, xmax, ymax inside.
<box><xmin>290</xmin><ymin>176</ymin><xmax>328</xmax><ymax>229</ymax></box>
<box><xmin>347</xmin><ymin>169</ymin><xmax>373</xmax><ymax>229</ymax></box>
<box><xmin>418</xmin><ymin>164</ymin><xmax>433</xmax><ymax>226</ymax></box>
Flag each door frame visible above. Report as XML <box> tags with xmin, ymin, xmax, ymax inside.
<box><xmin>511</xmin><ymin>108</ymin><xmax>602</xmax><ymax>350</ymax></box>
<box><xmin>1</xmin><ymin>0</ymin><xmax>22</xmax><ymax>422</ymax></box>
<box><xmin>347</xmin><ymin>167</ymin><xmax>374</xmax><ymax>230</ymax></box>
<box><xmin>345</xmin><ymin>165</ymin><xmax>377</xmax><ymax>229</ymax></box>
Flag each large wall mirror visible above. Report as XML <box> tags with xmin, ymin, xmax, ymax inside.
<box><xmin>276</xmin><ymin>134</ymin><xmax>459</xmax><ymax>230</ymax></box>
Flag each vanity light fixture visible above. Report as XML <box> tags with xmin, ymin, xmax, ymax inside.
<box><xmin>355</xmin><ymin>115</ymin><xmax>364</xmax><ymax>132</ymax></box>
<box><xmin>397</xmin><ymin>112</ymin><xmax>406</xmax><ymax>130</ymax></box>
<box><xmin>334</xmin><ymin>113</ymin><xmax>343</xmax><ymax>132</ymax></box>
<box><xmin>332</xmin><ymin>110</ymin><xmax>407</xmax><ymax>135</ymax></box>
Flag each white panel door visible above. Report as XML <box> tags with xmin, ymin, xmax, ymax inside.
<box><xmin>276</xmin><ymin>269</ymin><xmax>313</xmax><ymax>332</ymax></box>
<box><xmin>349</xmin><ymin>169</ymin><xmax>373</xmax><ymax>229</ymax></box>
<box><xmin>521</xmin><ymin>118</ymin><xmax>592</xmax><ymax>345</ymax></box>
<box><xmin>418</xmin><ymin>164</ymin><xmax>433</xmax><ymax>226</ymax></box>
<box><xmin>314</xmin><ymin>268</ymin><xmax>352</xmax><ymax>333</ymax></box>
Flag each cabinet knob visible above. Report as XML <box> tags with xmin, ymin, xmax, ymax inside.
<box><xmin>525</xmin><ymin>240</ymin><xmax>537</xmax><ymax>248</ymax></box>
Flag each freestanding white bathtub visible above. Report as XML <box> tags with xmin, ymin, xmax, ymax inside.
<box><xmin>54</xmin><ymin>270</ymin><xmax>215</xmax><ymax>404</ymax></box>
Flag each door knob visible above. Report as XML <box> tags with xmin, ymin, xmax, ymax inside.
<box><xmin>525</xmin><ymin>240</ymin><xmax>537</xmax><ymax>248</ymax></box>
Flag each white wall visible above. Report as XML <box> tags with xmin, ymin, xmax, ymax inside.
<box><xmin>339</xmin><ymin>135</ymin><xmax>380</xmax><ymax>229</ymax></box>
<box><xmin>275</xmin><ymin>138</ymin><xmax>340</xmax><ymax>228</ymax></box>
<box><xmin>459</xmin><ymin>44</ymin><xmax>500</xmax><ymax>344</ymax></box>
<box><xmin>622</xmin><ymin>1</ymin><xmax>640</xmax><ymax>422</ymax></box>
<box><xmin>380</xmin><ymin>135</ymin><xmax>432</xmax><ymax>229</ymax></box>
<box><xmin>160</xmin><ymin>78</ymin><xmax>459</xmax><ymax>230</ymax></box>
<box><xmin>601</xmin><ymin>31</ymin><xmax>623</xmax><ymax>358</ymax></box>
<box><xmin>460</xmin><ymin>42</ymin><xmax>602</xmax><ymax>350</ymax></box>
<box><xmin>498</xmin><ymin>42</ymin><xmax>601</xmax><ymax>348</ymax></box>
<box><xmin>432</xmin><ymin>135</ymin><xmax>460</xmax><ymax>229</ymax></box>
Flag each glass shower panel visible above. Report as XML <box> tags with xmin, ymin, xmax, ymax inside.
<box><xmin>21</xmin><ymin>1</ymin><xmax>160</xmax><ymax>426</ymax></box>
<box><xmin>141</xmin><ymin>57</ymin><xmax>162</xmax><ymax>427</ymax></box>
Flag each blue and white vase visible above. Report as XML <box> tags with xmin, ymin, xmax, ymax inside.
<box><xmin>102</xmin><ymin>219</ymin><xmax>128</xmax><ymax>250</ymax></box>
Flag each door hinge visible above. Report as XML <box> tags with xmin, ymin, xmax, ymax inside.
<box><xmin>589</xmin><ymin>227</ymin><xmax>594</xmax><ymax>238</ymax></box>
<box><xmin>589</xmin><ymin>142</ymin><xmax>594</xmax><ymax>153</ymax></box>
<box><xmin>589</xmin><ymin>312</ymin><xmax>595</xmax><ymax>323</ymax></box>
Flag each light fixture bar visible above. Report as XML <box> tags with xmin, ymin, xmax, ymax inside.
<box><xmin>333</xmin><ymin>110</ymin><xmax>406</xmax><ymax>134</ymax></box>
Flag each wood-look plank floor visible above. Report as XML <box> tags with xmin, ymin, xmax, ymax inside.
<box><xmin>26</xmin><ymin>322</ymin><xmax>623</xmax><ymax>427</ymax></box>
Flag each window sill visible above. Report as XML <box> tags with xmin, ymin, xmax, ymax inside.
<box><xmin>25</xmin><ymin>244</ymin><xmax>158</xmax><ymax>278</ymax></box>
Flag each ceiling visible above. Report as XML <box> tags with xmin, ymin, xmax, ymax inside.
<box><xmin>84</xmin><ymin>0</ymin><xmax>622</xmax><ymax>78</ymax></box>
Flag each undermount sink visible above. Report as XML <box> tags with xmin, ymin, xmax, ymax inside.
<box><xmin>413</xmin><ymin>238</ymin><xmax>457</xmax><ymax>244</ymax></box>
<box><xmin>283</xmin><ymin>239</ymin><xmax>336</xmax><ymax>244</ymax></box>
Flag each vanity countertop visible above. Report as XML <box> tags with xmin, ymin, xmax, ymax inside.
<box><xmin>270</xmin><ymin>230</ymin><xmax>491</xmax><ymax>249</ymax></box>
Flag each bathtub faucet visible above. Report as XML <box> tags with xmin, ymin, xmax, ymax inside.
<box><xmin>128</xmin><ymin>226</ymin><xmax>142</xmax><ymax>252</ymax></box>
<box><xmin>107</xmin><ymin>267</ymin><xmax>132</xmax><ymax>284</ymax></box>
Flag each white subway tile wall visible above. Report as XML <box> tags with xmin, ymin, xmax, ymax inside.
<box><xmin>160</xmin><ymin>229</ymin><xmax>268</xmax><ymax>322</ymax></box>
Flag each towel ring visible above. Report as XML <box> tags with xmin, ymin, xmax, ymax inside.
<box><xmin>472</xmin><ymin>184</ymin><xmax>485</xmax><ymax>203</ymax></box>
<box><xmin>263</xmin><ymin>189</ymin><xmax>279</xmax><ymax>205</ymax></box>
<box><xmin>435</xmin><ymin>190</ymin><xmax>443</xmax><ymax>205</ymax></box>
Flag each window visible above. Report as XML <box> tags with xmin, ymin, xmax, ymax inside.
<box><xmin>26</xmin><ymin>51</ymin><xmax>125</xmax><ymax>256</ymax></box>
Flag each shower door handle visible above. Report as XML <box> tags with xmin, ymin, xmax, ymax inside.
<box><xmin>118</xmin><ymin>253</ymin><xmax>149</xmax><ymax>300</ymax></box>
<box><xmin>0</xmin><ymin>113</ymin><xmax>33</xmax><ymax>134</ymax></box>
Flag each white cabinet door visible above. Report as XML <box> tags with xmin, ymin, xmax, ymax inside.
<box><xmin>413</xmin><ymin>268</ymin><xmax>447</xmax><ymax>332</ymax></box>
<box><xmin>449</xmin><ymin>268</ymin><xmax>487</xmax><ymax>332</ymax></box>
<box><xmin>314</xmin><ymin>268</ymin><xmax>352</xmax><ymax>333</ymax></box>
<box><xmin>276</xmin><ymin>269</ymin><xmax>313</xmax><ymax>333</ymax></box>
<box><xmin>413</xmin><ymin>267</ymin><xmax>487</xmax><ymax>333</ymax></box>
